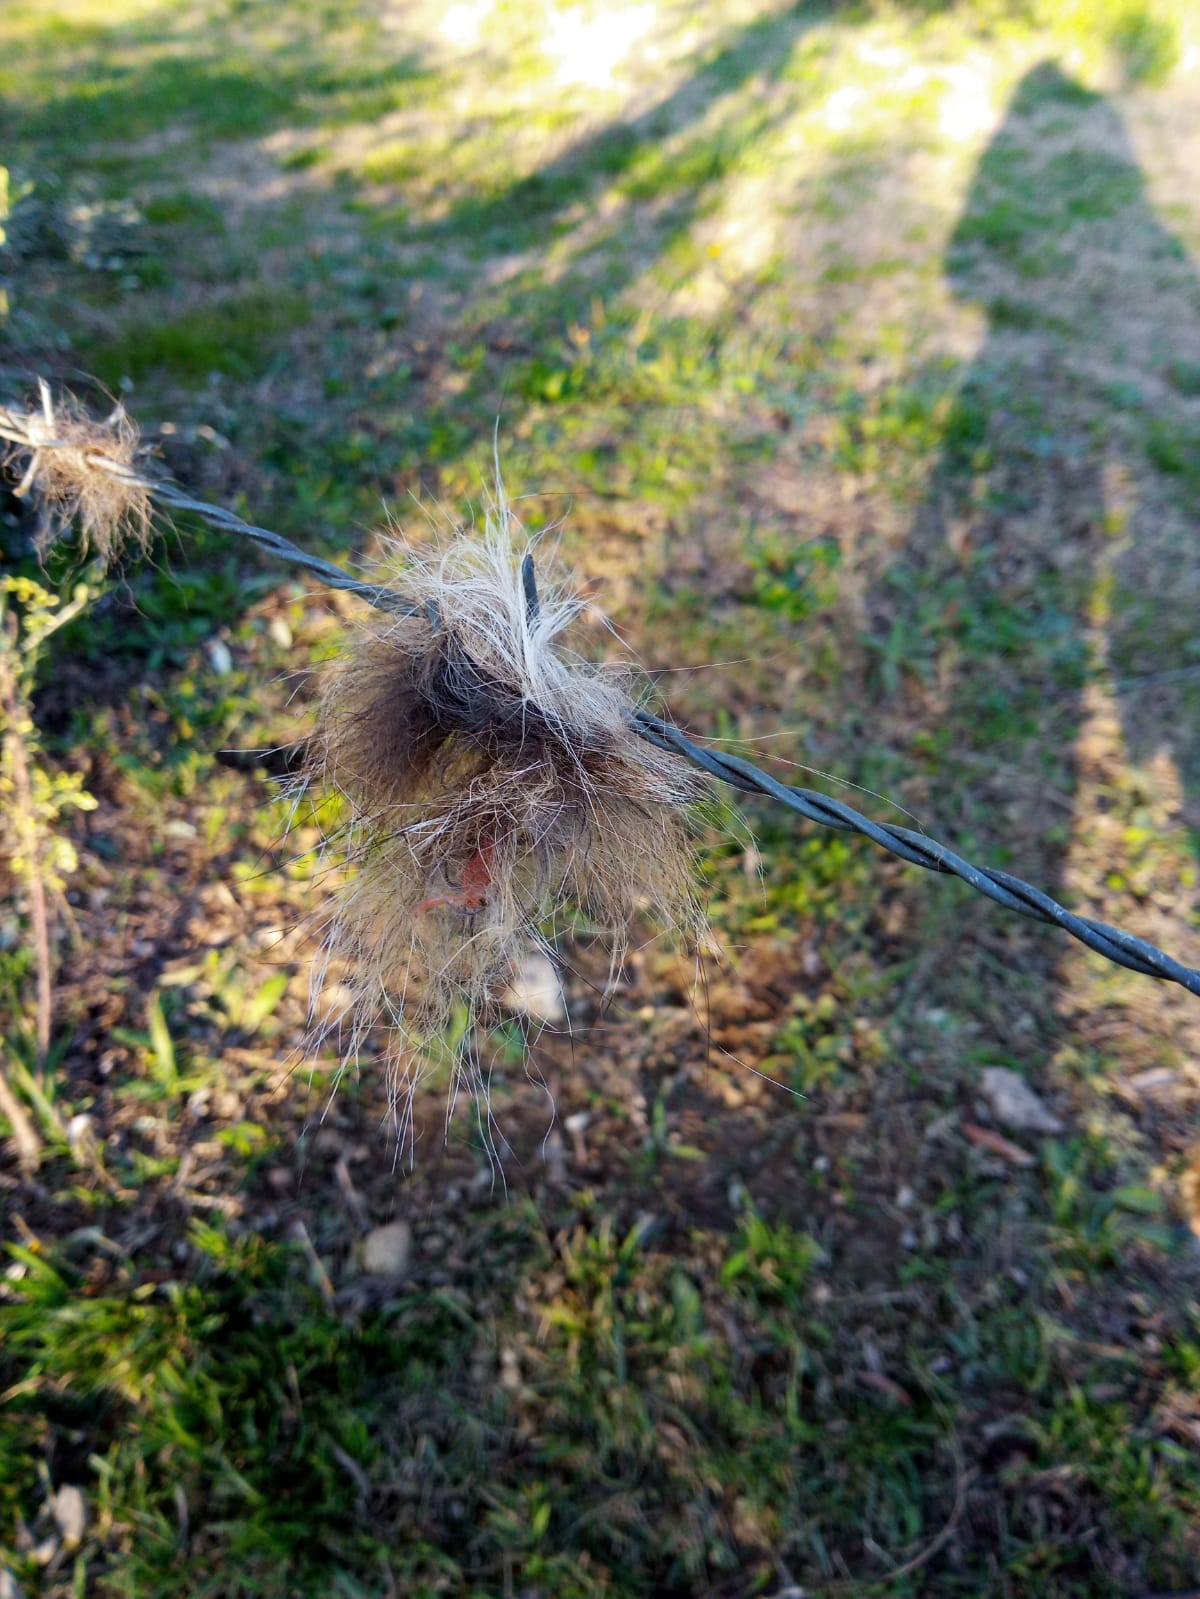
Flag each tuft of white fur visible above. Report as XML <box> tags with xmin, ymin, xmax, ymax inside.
<box><xmin>1</xmin><ymin>382</ymin><xmax>154</xmax><ymax>561</ymax></box>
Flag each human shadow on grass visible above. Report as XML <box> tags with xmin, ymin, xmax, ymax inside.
<box><xmin>876</xmin><ymin>61</ymin><xmax>1200</xmax><ymax>1014</ymax></box>
<box><xmin>368</xmin><ymin>4</ymin><xmax>827</xmax><ymax>488</ymax></box>
<box><xmin>421</xmin><ymin>6</ymin><xmax>820</xmax><ymax>251</ymax></box>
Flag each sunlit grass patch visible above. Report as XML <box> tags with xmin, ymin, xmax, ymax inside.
<box><xmin>1039</xmin><ymin>0</ymin><xmax>1188</xmax><ymax>85</ymax></box>
<box><xmin>1</xmin><ymin>0</ymin><xmax>434</xmax><ymax>177</ymax></box>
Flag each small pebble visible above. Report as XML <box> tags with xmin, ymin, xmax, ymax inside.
<box><xmin>361</xmin><ymin>1221</ymin><xmax>412</xmax><ymax>1279</ymax></box>
<box><xmin>50</xmin><ymin>1485</ymin><xmax>85</xmax><ymax>1549</ymax></box>
<box><xmin>980</xmin><ymin>1067</ymin><xmax>1064</xmax><ymax>1135</ymax></box>
<box><xmin>499</xmin><ymin>949</ymin><xmax>565</xmax><ymax>1024</ymax></box>
<box><xmin>208</xmin><ymin>640</ymin><xmax>233</xmax><ymax>676</ymax></box>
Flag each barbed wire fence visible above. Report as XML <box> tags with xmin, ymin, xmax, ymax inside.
<box><xmin>3</xmin><ymin>390</ymin><xmax>1199</xmax><ymax>1001</ymax></box>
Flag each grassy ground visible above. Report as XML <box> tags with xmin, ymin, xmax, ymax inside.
<box><xmin>2</xmin><ymin>0</ymin><xmax>1200</xmax><ymax>1594</ymax></box>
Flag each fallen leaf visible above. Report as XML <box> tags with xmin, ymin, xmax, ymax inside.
<box><xmin>1179</xmin><ymin>1139</ymin><xmax>1200</xmax><ymax>1237</ymax></box>
<box><xmin>963</xmin><ymin>1122</ymin><xmax>1036</xmax><ymax>1167</ymax></box>
<box><xmin>1125</xmin><ymin>1067</ymin><xmax>1177</xmax><ymax>1096</ymax></box>
<box><xmin>856</xmin><ymin>1371</ymin><xmax>914</xmax><ymax>1406</ymax></box>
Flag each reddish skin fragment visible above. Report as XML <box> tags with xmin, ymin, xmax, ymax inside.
<box><xmin>413</xmin><ymin>833</ymin><xmax>497</xmax><ymax>918</ymax></box>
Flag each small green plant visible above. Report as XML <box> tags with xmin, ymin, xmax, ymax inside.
<box><xmin>0</xmin><ymin>574</ymin><xmax>96</xmax><ymax>1164</ymax></box>
<box><xmin>747</xmin><ymin>531</ymin><xmax>842</xmax><ymax>623</ymax></box>
<box><xmin>1108</xmin><ymin>4</ymin><xmax>1181</xmax><ymax>84</ymax></box>
<box><xmin>722</xmin><ymin>1211</ymin><xmax>820</xmax><ymax>1305</ymax></box>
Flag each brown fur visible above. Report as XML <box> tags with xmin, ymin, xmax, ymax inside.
<box><xmin>304</xmin><ymin>504</ymin><xmax>708</xmax><ymax>1075</ymax></box>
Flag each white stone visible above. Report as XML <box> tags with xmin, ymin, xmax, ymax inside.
<box><xmin>50</xmin><ymin>1485</ymin><xmax>85</xmax><ymax>1548</ymax></box>
<box><xmin>361</xmin><ymin>1221</ymin><xmax>412</xmax><ymax>1279</ymax></box>
<box><xmin>980</xmin><ymin>1067</ymin><xmax>1064</xmax><ymax>1135</ymax></box>
<box><xmin>207</xmin><ymin>640</ymin><xmax>233</xmax><ymax>676</ymax></box>
<box><xmin>499</xmin><ymin>949</ymin><xmax>565</xmax><ymax>1024</ymax></box>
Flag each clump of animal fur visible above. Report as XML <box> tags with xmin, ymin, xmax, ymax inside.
<box><xmin>2</xmin><ymin>381</ymin><xmax>154</xmax><ymax>562</ymax></box>
<box><xmin>306</xmin><ymin>496</ymin><xmax>708</xmax><ymax>1093</ymax></box>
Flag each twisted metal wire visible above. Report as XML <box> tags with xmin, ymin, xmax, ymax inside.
<box><xmin>634</xmin><ymin>710</ymin><xmax>1200</xmax><ymax>995</ymax></box>
<box><xmin>4</xmin><ymin>400</ymin><xmax>1199</xmax><ymax>998</ymax></box>
<box><xmin>119</xmin><ymin>466</ymin><xmax>425</xmax><ymax>617</ymax></box>
<box><xmin>0</xmin><ymin>405</ymin><xmax>420</xmax><ymax>618</ymax></box>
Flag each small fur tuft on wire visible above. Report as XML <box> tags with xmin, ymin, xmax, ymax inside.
<box><xmin>302</xmin><ymin>491</ymin><xmax>709</xmax><ymax>1093</ymax></box>
<box><xmin>1</xmin><ymin>381</ymin><xmax>154</xmax><ymax>561</ymax></box>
